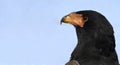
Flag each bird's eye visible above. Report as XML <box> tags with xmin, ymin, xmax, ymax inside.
<box><xmin>83</xmin><ymin>17</ymin><xmax>88</xmax><ymax>22</ymax></box>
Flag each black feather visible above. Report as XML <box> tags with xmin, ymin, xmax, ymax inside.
<box><xmin>63</xmin><ymin>10</ymin><xmax>119</xmax><ymax>65</ymax></box>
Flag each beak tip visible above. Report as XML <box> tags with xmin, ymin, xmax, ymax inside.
<box><xmin>60</xmin><ymin>17</ymin><xmax>64</xmax><ymax>25</ymax></box>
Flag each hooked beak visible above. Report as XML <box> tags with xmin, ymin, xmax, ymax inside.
<box><xmin>60</xmin><ymin>17</ymin><xmax>65</xmax><ymax>24</ymax></box>
<box><xmin>60</xmin><ymin>13</ymin><xmax>88</xmax><ymax>27</ymax></box>
<box><xmin>60</xmin><ymin>15</ymin><xmax>70</xmax><ymax>24</ymax></box>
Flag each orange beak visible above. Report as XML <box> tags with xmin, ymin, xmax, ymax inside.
<box><xmin>61</xmin><ymin>13</ymin><xmax>88</xmax><ymax>27</ymax></box>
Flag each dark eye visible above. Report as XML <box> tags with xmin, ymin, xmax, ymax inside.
<box><xmin>83</xmin><ymin>17</ymin><xmax>88</xmax><ymax>22</ymax></box>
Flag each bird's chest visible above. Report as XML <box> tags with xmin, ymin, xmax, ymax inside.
<box><xmin>73</xmin><ymin>30</ymin><xmax>101</xmax><ymax>58</ymax></box>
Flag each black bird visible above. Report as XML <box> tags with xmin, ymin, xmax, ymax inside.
<box><xmin>61</xmin><ymin>10</ymin><xmax>119</xmax><ymax>65</ymax></box>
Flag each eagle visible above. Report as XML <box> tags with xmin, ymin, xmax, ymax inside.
<box><xmin>61</xmin><ymin>10</ymin><xmax>119</xmax><ymax>65</ymax></box>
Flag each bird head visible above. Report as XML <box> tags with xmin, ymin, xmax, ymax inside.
<box><xmin>61</xmin><ymin>12</ymin><xmax>88</xmax><ymax>27</ymax></box>
<box><xmin>60</xmin><ymin>10</ymin><xmax>114</xmax><ymax>35</ymax></box>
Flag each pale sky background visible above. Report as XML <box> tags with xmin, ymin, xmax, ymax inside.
<box><xmin>0</xmin><ymin>0</ymin><xmax>120</xmax><ymax>65</ymax></box>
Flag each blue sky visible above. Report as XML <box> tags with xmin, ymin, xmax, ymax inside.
<box><xmin>0</xmin><ymin>0</ymin><xmax>120</xmax><ymax>65</ymax></box>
